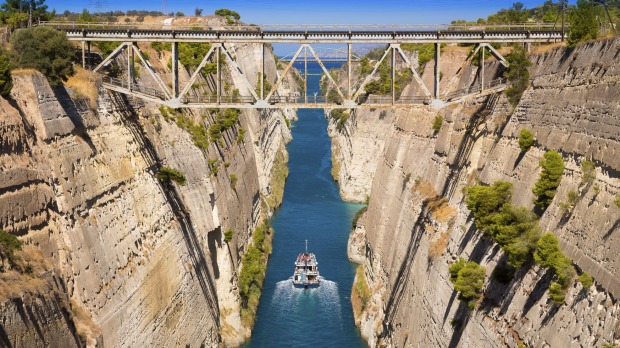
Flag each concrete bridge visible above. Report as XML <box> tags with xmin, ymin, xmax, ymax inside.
<box><xmin>41</xmin><ymin>22</ymin><xmax>565</xmax><ymax>109</ymax></box>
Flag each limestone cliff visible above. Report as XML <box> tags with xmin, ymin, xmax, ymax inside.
<box><xmin>335</xmin><ymin>39</ymin><xmax>620</xmax><ymax>347</ymax></box>
<box><xmin>0</xmin><ymin>22</ymin><xmax>294</xmax><ymax>347</ymax></box>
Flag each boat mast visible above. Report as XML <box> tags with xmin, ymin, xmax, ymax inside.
<box><xmin>305</xmin><ymin>239</ymin><xmax>308</xmax><ymax>254</ymax></box>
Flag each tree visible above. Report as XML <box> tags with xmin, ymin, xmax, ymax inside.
<box><xmin>504</xmin><ymin>45</ymin><xmax>532</xmax><ymax>108</ymax></box>
<box><xmin>195</xmin><ymin>8</ymin><xmax>203</xmax><ymax>16</ymax></box>
<box><xmin>1</xmin><ymin>0</ymin><xmax>51</xmax><ymax>25</ymax></box>
<box><xmin>568</xmin><ymin>0</ymin><xmax>599</xmax><ymax>48</ymax></box>
<box><xmin>156</xmin><ymin>167</ymin><xmax>187</xmax><ymax>185</ymax></box>
<box><xmin>0</xmin><ymin>229</ymin><xmax>22</xmax><ymax>270</ymax></box>
<box><xmin>214</xmin><ymin>8</ymin><xmax>241</xmax><ymax>20</ymax></box>
<box><xmin>449</xmin><ymin>257</ymin><xmax>466</xmax><ymax>284</ymax></box>
<box><xmin>532</xmin><ymin>150</ymin><xmax>565</xmax><ymax>211</ymax></box>
<box><xmin>77</xmin><ymin>8</ymin><xmax>95</xmax><ymax>23</ymax></box>
<box><xmin>465</xmin><ymin>181</ymin><xmax>513</xmax><ymax>232</ymax></box>
<box><xmin>452</xmin><ymin>261</ymin><xmax>486</xmax><ymax>306</ymax></box>
<box><xmin>432</xmin><ymin>115</ymin><xmax>443</xmax><ymax>134</ymax></box>
<box><xmin>10</xmin><ymin>27</ymin><xmax>74</xmax><ymax>86</ymax></box>
<box><xmin>518</xmin><ymin>128</ymin><xmax>534</xmax><ymax>152</ymax></box>
<box><xmin>0</xmin><ymin>49</ymin><xmax>12</xmax><ymax>96</ymax></box>
<box><xmin>534</xmin><ymin>233</ymin><xmax>562</xmax><ymax>268</ymax></box>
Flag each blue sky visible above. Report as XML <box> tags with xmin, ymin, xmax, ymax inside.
<box><xmin>47</xmin><ymin>1</ymin><xmax>574</xmax><ymax>25</ymax></box>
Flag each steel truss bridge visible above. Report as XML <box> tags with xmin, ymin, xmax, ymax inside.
<box><xmin>42</xmin><ymin>22</ymin><xmax>565</xmax><ymax>110</ymax></box>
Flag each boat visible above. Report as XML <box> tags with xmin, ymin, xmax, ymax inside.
<box><xmin>293</xmin><ymin>240</ymin><xmax>320</xmax><ymax>289</ymax></box>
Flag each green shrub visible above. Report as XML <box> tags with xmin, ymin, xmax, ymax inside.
<box><xmin>504</xmin><ymin>45</ymin><xmax>531</xmax><ymax>108</ymax></box>
<box><xmin>449</xmin><ymin>258</ymin><xmax>466</xmax><ymax>284</ymax></box>
<box><xmin>0</xmin><ymin>229</ymin><xmax>22</xmax><ymax>270</ymax></box>
<box><xmin>331</xmin><ymin>109</ymin><xmax>349</xmax><ymax>130</ymax></box>
<box><xmin>230</xmin><ymin>174</ymin><xmax>238</xmax><ymax>189</ymax></box>
<box><xmin>491</xmin><ymin>204</ymin><xmax>541</xmax><ymax>268</ymax></box>
<box><xmin>452</xmin><ymin>260</ymin><xmax>486</xmax><ymax>305</ymax></box>
<box><xmin>239</xmin><ymin>221</ymin><xmax>272</xmax><ymax>327</ymax></box>
<box><xmin>578</xmin><ymin>272</ymin><xmax>593</xmax><ymax>289</ymax></box>
<box><xmin>0</xmin><ymin>49</ymin><xmax>12</xmax><ymax>96</ymax></box>
<box><xmin>532</xmin><ymin>150</ymin><xmax>565</xmax><ymax>212</ymax></box>
<box><xmin>352</xmin><ymin>206</ymin><xmax>368</xmax><ymax>229</ymax></box>
<box><xmin>237</xmin><ymin>127</ymin><xmax>246</xmax><ymax>144</ymax></box>
<box><xmin>208</xmin><ymin>159</ymin><xmax>218</xmax><ymax>176</ymax></box>
<box><xmin>224</xmin><ymin>229</ymin><xmax>234</xmax><ymax>243</ymax></box>
<box><xmin>432</xmin><ymin>115</ymin><xmax>443</xmax><ymax>134</ymax></box>
<box><xmin>615</xmin><ymin>196</ymin><xmax>620</xmax><ymax>209</ymax></box>
<box><xmin>464</xmin><ymin>181</ymin><xmax>513</xmax><ymax>233</ymax></box>
<box><xmin>518</xmin><ymin>129</ymin><xmax>534</xmax><ymax>152</ymax></box>
<box><xmin>581</xmin><ymin>160</ymin><xmax>596</xmax><ymax>184</ymax></box>
<box><xmin>10</xmin><ymin>27</ymin><xmax>74</xmax><ymax>86</ymax></box>
<box><xmin>548</xmin><ymin>281</ymin><xmax>566</xmax><ymax>304</ymax></box>
<box><xmin>535</xmin><ymin>233</ymin><xmax>576</xmax><ymax>291</ymax></box>
<box><xmin>156</xmin><ymin>167</ymin><xmax>187</xmax><ymax>185</ymax></box>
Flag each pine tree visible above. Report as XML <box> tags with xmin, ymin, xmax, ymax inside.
<box><xmin>532</xmin><ymin>150</ymin><xmax>565</xmax><ymax>211</ymax></box>
<box><xmin>567</xmin><ymin>0</ymin><xmax>599</xmax><ymax>48</ymax></box>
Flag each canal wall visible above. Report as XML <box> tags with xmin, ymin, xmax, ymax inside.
<box><xmin>0</xmin><ymin>16</ymin><xmax>296</xmax><ymax>347</ymax></box>
<box><xmin>331</xmin><ymin>39</ymin><xmax>620</xmax><ymax>346</ymax></box>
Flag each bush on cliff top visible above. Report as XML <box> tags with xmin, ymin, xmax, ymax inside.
<box><xmin>10</xmin><ymin>27</ymin><xmax>74</xmax><ymax>86</ymax></box>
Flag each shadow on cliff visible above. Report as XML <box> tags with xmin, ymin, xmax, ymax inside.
<box><xmin>446</xmin><ymin>300</ymin><xmax>473</xmax><ymax>348</ymax></box>
<box><xmin>108</xmin><ymin>92</ymin><xmax>221</xmax><ymax>328</ymax></box>
<box><xmin>52</xmin><ymin>86</ymin><xmax>98</xmax><ymax>154</ymax></box>
<box><xmin>440</xmin><ymin>97</ymin><xmax>492</xmax><ymax>200</ymax></box>
<box><xmin>378</xmin><ymin>200</ymin><xmax>429</xmax><ymax>339</ymax></box>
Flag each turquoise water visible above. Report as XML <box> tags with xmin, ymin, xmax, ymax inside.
<box><xmin>243</xmin><ymin>63</ymin><xmax>367</xmax><ymax>347</ymax></box>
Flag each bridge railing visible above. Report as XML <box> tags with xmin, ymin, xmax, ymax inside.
<box><xmin>38</xmin><ymin>21</ymin><xmax>566</xmax><ymax>32</ymax></box>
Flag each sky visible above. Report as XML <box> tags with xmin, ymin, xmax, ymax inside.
<box><xmin>46</xmin><ymin>0</ymin><xmax>576</xmax><ymax>25</ymax></box>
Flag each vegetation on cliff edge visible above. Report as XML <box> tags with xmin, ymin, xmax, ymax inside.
<box><xmin>239</xmin><ymin>220</ymin><xmax>273</xmax><ymax>327</ymax></box>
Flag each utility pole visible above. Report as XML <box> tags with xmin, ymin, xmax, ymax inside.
<box><xmin>561</xmin><ymin>0</ymin><xmax>565</xmax><ymax>41</ymax></box>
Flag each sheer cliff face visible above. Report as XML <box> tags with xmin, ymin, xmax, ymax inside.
<box><xmin>335</xmin><ymin>39</ymin><xmax>620</xmax><ymax>347</ymax></box>
<box><xmin>0</xmin><ymin>41</ymin><xmax>292</xmax><ymax>346</ymax></box>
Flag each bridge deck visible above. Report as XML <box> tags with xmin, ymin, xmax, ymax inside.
<box><xmin>42</xmin><ymin>22</ymin><xmax>563</xmax><ymax>44</ymax></box>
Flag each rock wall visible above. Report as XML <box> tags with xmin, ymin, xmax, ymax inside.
<box><xmin>0</xmin><ymin>28</ymin><xmax>294</xmax><ymax>347</ymax></box>
<box><xmin>337</xmin><ymin>39</ymin><xmax>620</xmax><ymax>347</ymax></box>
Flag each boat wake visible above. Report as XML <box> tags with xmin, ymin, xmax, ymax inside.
<box><xmin>269</xmin><ymin>278</ymin><xmax>343</xmax><ymax>329</ymax></box>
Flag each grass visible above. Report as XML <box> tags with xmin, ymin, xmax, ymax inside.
<box><xmin>63</xmin><ymin>66</ymin><xmax>99</xmax><ymax>110</ymax></box>
<box><xmin>351</xmin><ymin>265</ymin><xmax>371</xmax><ymax>318</ymax></box>
<box><xmin>239</xmin><ymin>221</ymin><xmax>274</xmax><ymax>328</ymax></box>
<box><xmin>265</xmin><ymin>147</ymin><xmax>289</xmax><ymax>209</ymax></box>
<box><xmin>331</xmin><ymin>141</ymin><xmax>342</xmax><ymax>182</ymax></box>
<box><xmin>429</xmin><ymin>232</ymin><xmax>450</xmax><ymax>259</ymax></box>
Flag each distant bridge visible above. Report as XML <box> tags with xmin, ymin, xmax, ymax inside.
<box><xmin>40</xmin><ymin>22</ymin><xmax>565</xmax><ymax>109</ymax></box>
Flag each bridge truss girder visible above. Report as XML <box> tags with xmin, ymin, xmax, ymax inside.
<box><xmin>84</xmin><ymin>39</ymin><xmax>510</xmax><ymax>110</ymax></box>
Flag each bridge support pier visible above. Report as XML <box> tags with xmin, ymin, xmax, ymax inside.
<box><xmin>434</xmin><ymin>42</ymin><xmax>441</xmax><ymax>99</ymax></box>
<box><xmin>81</xmin><ymin>41</ymin><xmax>86</xmax><ymax>69</ymax></box>
<box><xmin>481</xmin><ymin>45</ymin><xmax>485</xmax><ymax>93</ymax></box>
<box><xmin>172</xmin><ymin>42</ymin><xmax>179</xmax><ymax>98</ymax></box>
<box><xmin>127</xmin><ymin>42</ymin><xmax>133</xmax><ymax>92</ymax></box>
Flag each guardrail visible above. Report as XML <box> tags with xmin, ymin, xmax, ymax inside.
<box><xmin>37</xmin><ymin>21</ymin><xmax>567</xmax><ymax>32</ymax></box>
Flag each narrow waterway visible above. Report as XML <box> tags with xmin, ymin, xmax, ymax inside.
<box><xmin>243</xmin><ymin>62</ymin><xmax>367</xmax><ymax>347</ymax></box>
